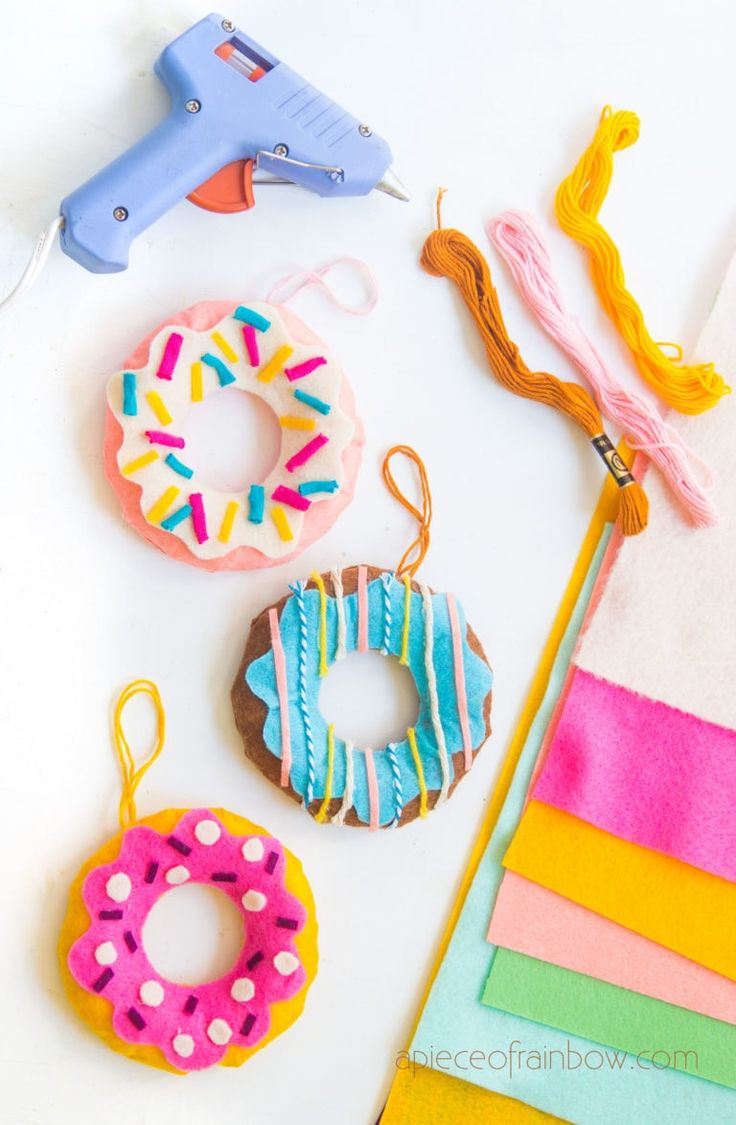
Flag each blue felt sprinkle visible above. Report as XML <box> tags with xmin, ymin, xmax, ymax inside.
<box><xmin>298</xmin><ymin>480</ymin><xmax>339</xmax><ymax>496</ymax></box>
<box><xmin>201</xmin><ymin>352</ymin><xmax>236</xmax><ymax>386</ymax></box>
<box><xmin>122</xmin><ymin>371</ymin><xmax>137</xmax><ymax>416</ymax></box>
<box><xmin>165</xmin><ymin>453</ymin><xmax>194</xmax><ymax>479</ymax></box>
<box><xmin>161</xmin><ymin>504</ymin><xmax>193</xmax><ymax>532</ymax></box>
<box><xmin>233</xmin><ymin>305</ymin><xmax>271</xmax><ymax>333</ymax></box>
<box><xmin>248</xmin><ymin>483</ymin><xmax>265</xmax><ymax>523</ymax></box>
<box><xmin>293</xmin><ymin>388</ymin><xmax>331</xmax><ymax>416</ymax></box>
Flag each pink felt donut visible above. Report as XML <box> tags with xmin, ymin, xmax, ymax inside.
<box><xmin>104</xmin><ymin>301</ymin><xmax>364</xmax><ymax>570</ymax></box>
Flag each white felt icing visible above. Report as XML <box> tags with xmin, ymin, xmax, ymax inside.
<box><xmin>241</xmin><ymin>890</ymin><xmax>266</xmax><ymax>912</ymax></box>
<box><xmin>139</xmin><ymin>980</ymin><xmax>164</xmax><ymax>1007</ymax></box>
<box><xmin>172</xmin><ymin>1033</ymin><xmax>195</xmax><ymax>1058</ymax></box>
<box><xmin>206</xmin><ymin>1018</ymin><xmax>232</xmax><ymax>1046</ymax></box>
<box><xmin>94</xmin><ymin>942</ymin><xmax>117</xmax><ymax>966</ymax></box>
<box><xmin>165</xmin><ymin>865</ymin><xmax>190</xmax><ymax>885</ymax></box>
<box><xmin>575</xmin><ymin>253</ymin><xmax>736</xmax><ymax>730</ymax></box>
<box><xmin>194</xmin><ymin>819</ymin><xmax>221</xmax><ymax>845</ymax></box>
<box><xmin>241</xmin><ymin>838</ymin><xmax>264</xmax><ymax>862</ymax></box>
<box><xmin>274</xmin><ymin>951</ymin><xmax>299</xmax><ymax>976</ymax></box>
<box><xmin>107</xmin><ymin>302</ymin><xmax>355</xmax><ymax>561</ymax></box>
<box><xmin>230</xmin><ymin>977</ymin><xmax>255</xmax><ymax>1003</ymax></box>
<box><xmin>105</xmin><ymin>872</ymin><xmax>131</xmax><ymax>902</ymax></box>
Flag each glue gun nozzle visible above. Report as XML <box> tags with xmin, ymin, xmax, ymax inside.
<box><xmin>374</xmin><ymin>168</ymin><xmax>411</xmax><ymax>202</ymax></box>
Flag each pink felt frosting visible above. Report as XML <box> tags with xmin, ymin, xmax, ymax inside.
<box><xmin>67</xmin><ymin>809</ymin><xmax>308</xmax><ymax>1072</ymax></box>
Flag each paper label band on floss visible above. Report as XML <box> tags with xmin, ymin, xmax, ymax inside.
<box><xmin>591</xmin><ymin>434</ymin><xmax>635</xmax><ymax>488</ymax></box>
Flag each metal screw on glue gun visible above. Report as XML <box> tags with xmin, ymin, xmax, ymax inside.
<box><xmin>221</xmin><ymin>19</ymin><xmax>235</xmax><ymax>31</ymax></box>
<box><xmin>273</xmin><ymin>144</ymin><xmax>289</xmax><ymax>158</ymax></box>
<box><xmin>113</xmin><ymin>207</ymin><xmax>128</xmax><ymax>221</ymax></box>
<box><xmin>185</xmin><ymin>100</ymin><xmax>201</xmax><ymax>114</ymax></box>
<box><xmin>358</xmin><ymin>124</ymin><xmax>372</xmax><ymax>137</ymax></box>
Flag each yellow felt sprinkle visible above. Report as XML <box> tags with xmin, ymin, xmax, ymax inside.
<box><xmin>145</xmin><ymin>390</ymin><xmax>172</xmax><ymax>426</ymax></box>
<box><xmin>310</xmin><ymin>570</ymin><xmax>328</xmax><ymax>677</ymax></box>
<box><xmin>280</xmin><ymin>415</ymin><xmax>316</xmax><ymax>431</ymax></box>
<box><xmin>258</xmin><ymin>345</ymin><xmax>294</xmax><ymax>383</ymax></box>
<box><xmin>191</xmin><ymin>361</ymin><xmax>203</xmax><ymax>402</ymax></box>
<box><xmin>147</xmin><ymin>486</ymin><xmax>180</xmax><ymax>525</ymax></box>
<box><xmin>218</xmin><ymin>500</ymin><xmax>239</xmax><ymax>544</ymax></box>
<box><xmin>122</xmin><ymin>450</ymin><xmax>159</xmax><ymax>476</ymax></box>
<box><xmin>211</xmin><ymin>330</ymin><xmax>238</xmax><ymax>364</ymax></box>
<box><xmin>271</xmin><ymin>506</ymin><xmax>293</xmax><ymax>541</ymax></box>
<box><xmin>400</xmin><ymin>574</ymin><xmax>412</xmax><ymax>665</ymax></box>
<box><xmin>315</xmin><ymin>724</ymin><xmax>335</xmax><ymax>824</ymax></box>
<box><xmin>407</xmin><ymin>726</ymin><xmax>428</xmax><ymax>817</ymax></box>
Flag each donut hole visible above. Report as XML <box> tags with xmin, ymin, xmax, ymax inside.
<box><xmin>141</xmin><ymin>884</ymin><xmax>245</xmax><ymax>986</ymax></box>
<box><xmin>183</xmin><ymin>387</ymin><xmax>281</xmax><ymax>493</ymax></box>
<box><xmin>319</xmin><ymin>650</ymin><xmax>419</xmax><ymax>750</ymax></box>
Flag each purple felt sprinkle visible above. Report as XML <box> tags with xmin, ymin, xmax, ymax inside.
<box><xmin>184</xmin><ymin>995</ymin><xmax>199</xmax><ymax>1014</ymax></box>
<box><xmin>99</xmin><ymin>909</ymin><xmax>123</xmax><ymax>920</ymax></box>
<box><xmin>240</xmin><ymin>1013</ymin><xmax>256</xmax><ymax>1037</ymax></box>
<box><xmin>211</xmin><ymin>872</ymin><xmax>238</xmax><ymax>883</ymax></box>
<box><xmin>246</xmin><ymin>951</ymin><xmax>264</xmax><ymax>971</ymax></box>
<box><xmin>265</xmin><ymin>851</ymin><xmax>278</xmax><ymax>874</ymax></box>
<box><xmin>276</xmin><ymin>917</ymin><xmax>299</xmax><ymax>930</ymax></box>
<box><xmin>145</xmin><ymin>862</ymin><xmax>158</xmax><ymax>884</ymax></box>
<box><xmin>123</xmin><ymin>930</ymin><xmax>138</xmax><ymax>953</ymax></box>
<box><xmin>126</xmin><ymin>1008</ymin><xmax>145</xmax><ymax>1031</ymax></box>
<box><xmin>167</xmin><ymin>836</ymin><xmax>192</xmax><ymax>856</ymax></box>
<box><xmin>93</xmin><ymin>968</ymin><xmax>114</xmax><ymax>993</ymax></box>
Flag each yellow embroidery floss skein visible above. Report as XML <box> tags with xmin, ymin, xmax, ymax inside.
<box><xmin>555</xmin><ymin>107</ymin><xmax>729</xmax><ymax>415</ymax></box>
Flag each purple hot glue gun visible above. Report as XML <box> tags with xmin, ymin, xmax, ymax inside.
<box><xmin>59</xmin><ymin>13</ymin><xmax>409</xmax><ymax>274</ymax></box>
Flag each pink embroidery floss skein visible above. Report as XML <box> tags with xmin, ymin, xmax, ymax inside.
<box><xmin>488</xmin><ymin>211</ymin><xmax>718</xmax><ymax>527</ymax></box>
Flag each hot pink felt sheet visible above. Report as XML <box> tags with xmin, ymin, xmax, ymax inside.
<box><xmin>532</xmin><ymin>667</ymin><xmax>736</xmax><ymax>882</ymax></box>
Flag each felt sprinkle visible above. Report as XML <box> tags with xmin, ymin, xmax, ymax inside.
<box><xmin>248</xmin><ymin>484</ymin><xmax>265</xmax><ymax>524</ymax></box>
<box><xmin>167</xmin><ymin>836</ymin><xmax>192</xmax><ymax>856</ymax></box>
<box><xmin>147</xmin><ymin>486</ymin><xmax>180</xmax><ymax>525</ymax></box>
<box><xmin>156</xmin><ymin>332</ymin><xmax>183</xmax><ymax>380</ymax></box>
<box><xmin>122</xmin><ymin>371</ymin><xmax>137</xmax><ymax>416</ymax></box>
<box><xmin>160</xmin><ymin>504</ymin><xmax>193</xmax><ymax>532</ymax></box>
<box><xmin>201</xmin><ymin>352</ymin><xmax>236</xmax><ymax>387</ymax></box>
<box><xmin>93</xmin><ymin>968</ymin><xmax>114</xmax><ymax>992</ymax></box>
<box><xmin>271</xmin><ymin>506</ymin><xmax>293</xmax><ymax>542</ymax></box>
<box><xmin>364</xmin><ymin>747</ymin><xmax>380</xmax><ymax>831</ymax></box>
<box><xmin>126</xmin><ymin>1007</ymin><xmax>146</xmax><ymax>1031</ymax></box>
<box><xmin>99</xmin><ymin>910</ymin><xmax>123</xmax><ymax>921</ymax></box>
<box><xmin>165</xmin><ymin>452</ymin><xmax>194</xmax><ymax>479</ymax></box>
<box><xmin>272</xmin><ymin>484</ymin><xmax>310</xmax><ymax>512</ymax></box>
<box><xmin>400</xmin><ymin>575</ymin><xmax>412</xmax><ymax>666</ymax></box>
<box><xmin>122</xmin><ymin>450</ymin><xmax>158</xmax><ymax>476</ymax></box>
<box><xmin>407</xmin><ymin>726</ymin><xmax>428</xmax><ymax>818</ymax></box>
<box><xmin>247</xmin><ymin>951</ymin><xmax>264</xmax><ymax>971</ymax></box>
<box><xmin>269</xmin><ymin>608</ymin><xmax>292</xmax><ymax>787</ymax></box>
<box><xmin>447</xmin><ymin>592</ymin><xmax>473</xmax><ymax>771</ymax></box>
<box><xmin>265</xmin><ymin>851</ymin><xmax>279</xmax><ymax>875</ymax></box>
<box><xmin>190</xmin><ymin>361</ymin><xmax>203</xmax><ymax>402</ymax></box>
<box><xmin>291</xmin><ymin>581</ymin><xmax>316</xmax><ymax>806</ymax></box>
<box><xmin>276</xmin><ymin>917</ymin><xmax>300</xmax><ymax>930</ymax></box>
<box><xmin>233</xmin><ymin>306</ymin><xmax>271</xmax><ymax>332</ymax></box>
<box><xmin>123</xmin><ymin>930</ymin><xmax>138</xmax><ymax>953</ymax></box>
<box><xmin>357</xmin><ymin>566</ymin><xmax>369</xmax><ymax>653</ymax></box>
<box><xmin>145</xmin><ymin>862</ymin><xmax>158</xmax><ymax>884</ymax></box>
<box><xmin>333</xmin><ymin>740</ymin><xmax>354</xmax><ymax>825</ymax></box>
<box><xmin>145</xmin><ymin>430</ymin><xmax>185</xmax><ymax>449</ymax></box>
<box><xmin>294</xmin><ymin>388</ymin><xmax>331</xmax><ymax>415</ymax></box>
<box><xmin>242</xmin><ymin>324</ymin><xmax>259</xmax><ymax>366</ymax></box>
<box><xmin>315</xmin><ymin>724</ymin><xmax>335</xmax><ymax>823</ymax></box>
<box><xmin>184</xmin><ymin>995</ymin><xmax>198</xmax><ymax>1014</ymax></box>
<box><xmin>258</xmin><ymin>345</ymin><xmax>294</xmax><ymax>383</ymax></box>
<box><xmin>211</xmin><ymin>872</ymin><xmax>238</xmax><ymax>882</ymax></box>
<box><xmin>211</xmin><ymin>330</ymin><xmax>238</xmax><ymax>363</ymax></box>
<box><xmin>218</xmin><ymin>500</ymin><xmax>239</xmax><ymax>544</ymax></box>
<box><xmin>285</xmin><ymin>433</ymin><xmax>329</xmax><ymax>473</ymax></box>
<box><xmin>145</xmin><ymin>390</ymin><xmax>172</xmax><ymax>426</ymax></box>
<box><xmin>311</xmin><ymin>570</ymin><xmax>328</xmax><ymax>677</ymax></box>
<box><xmin>279</xmin><ymin>415</ymin><xmax>316</xmax><ymax>431</ymax></box>
<box><xmin>240</xmin><ymin>1013</ymin><xmax>257</xmax><ymax>1037</ymax></box>
<box><xmin>284</xmin><ymin>356</ymin><xmax>326</xmax><ymax>382</ymax></box>
<box><xmin>189</xmin><ymin>492</ymin><xmax>208</xmax><ymax>544</ymax></box>
<box><xmin>299</xmin><ymin>479</ymin><xmax>339</xmax><ymax>496</ymax></box>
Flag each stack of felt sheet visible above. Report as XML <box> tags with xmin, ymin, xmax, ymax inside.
<box><xmin>382</xmin><ymin>257</ymin><xmax>736</xmax><ymax>1124</ymax></box>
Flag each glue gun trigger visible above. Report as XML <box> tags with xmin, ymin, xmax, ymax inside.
<box><xmin>186</xmin><ymin>159</ymin><xmax>256</xmax><ymax>214</ymax></box>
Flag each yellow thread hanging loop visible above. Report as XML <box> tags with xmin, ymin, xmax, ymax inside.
<box><xmin>382</xmin><ymin>445</ymin><xmax>433</xmax><ymax>578</ymax></box>
<box><xmin>113</xmin><ymin>679</ymin><xmax>166</xmax><ymax>830</ymax></box>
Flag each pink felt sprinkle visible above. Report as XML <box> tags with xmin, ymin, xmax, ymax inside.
<box><xmin>284</xmin><ymin>433</ymin><xmax>329</xmax><ymax>474</ymax></box>
<box><xmin>156</xmin><ymin>332</ymin><xmax>183</xmax><ymax>380</ymax></box>
<box><xmin>269</xmin><ymin>608</ymin><xmax>292</xmax><ymax>787</ymax></box>
<box><xmin>188</xmin><ymin>492</ymin><xmax>208</xmax><ymax>544</ymax></box>
<box><xmin>284</xmin><ymin>356</ymin><xmax>327</xmax><ymax>382</ymax></box>
<box><xmin>447</xmin><ymin>593</ymin><xmax>473</xmax><ymax>771</ymax></box>
<box><xmin>242</xmin><ymin>324</ymin><xmax>260</xmax><ymax>367</ymax></box>
<box><xmin>357</xmin><ymin>565</ymin><xmax>369</xmax><ymax>653</ymax></box>
<box><xmin>364</xmin><ymin>747</ymin><xmax>380</xmax><ymax>831</ymax></box>
<box><xmin>145</xmin><ymin>430</ymin><xmax>185</xmax><ymax>448</ymax></box>
<box><xmin>272</xmin><ymin>485</ymin><xmax>311</xmax><ymax>512</ymax></box>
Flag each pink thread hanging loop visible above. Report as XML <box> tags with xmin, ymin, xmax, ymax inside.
<box><xmin>266</xmin><ymin>258</ymin><xmax>378</xmax><ymax>315</ymax></box>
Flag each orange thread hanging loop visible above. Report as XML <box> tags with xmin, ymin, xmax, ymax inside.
<box><xmin>382</xmin><ymin>445</ymin><xmax>433</xmax><ymax>577</ymax></box>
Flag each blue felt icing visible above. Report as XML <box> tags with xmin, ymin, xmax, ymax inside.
<box><xmin>245</xmin><ymin>574</ymin><xmax>493</xmax><ymax>827</ymax></box>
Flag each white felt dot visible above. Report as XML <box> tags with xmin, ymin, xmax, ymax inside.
<box><xmin>139</xmin><ymin>980</ymin><xmax>164</xmax><ymax>1007</ymax></box>
<box><xmin>194</xmin><ymin>819</ymin><xmax>221</xmax><ymax>846</ymax></box>
<box><xmin>274</xmin><ymin>951</ymin><xmax>299</xmax><ymax>976</ymax></box>
<box><xmin>242</xmin><ymin>890</ymin><xmax>267</xmax><ymax>912</ymax></box>
<box><xmin>207</xmin><ymin>1018</ymin><xmax>232</xmax><ymax>1046</ymax></box>
<box><xmin>173</xmin><ymin>1033</ymin><xmax>195</xmax><ymax>1059</ymax></box>
<box><xmin>94</xmin><ymin>942</ymin><xmax>117</xmax><ymax>966</ymax></box>
<box><xmin>241</xmin><ymin>838</ymin><xmax>264</xmax><ymax>862</ymax></box>
<box><xmin>165</xmin><ymin>865</ymin><xmax>190</xmax><ymax>885</ymax></box>
<box><xmin>230</xmin><ymin>977</ymin><xmax>255</xmax><ymax>1003</ymax></box>
<box><xmin>105</xmin><ymin>873</ymin><xmax>131</xmax><ymax>903</ymax></box>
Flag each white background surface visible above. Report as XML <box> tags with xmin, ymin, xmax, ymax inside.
<box><xmin>1</xmin><ymin>1</ymin><xmax>734</xmax><ymax>1122</ymax></box>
